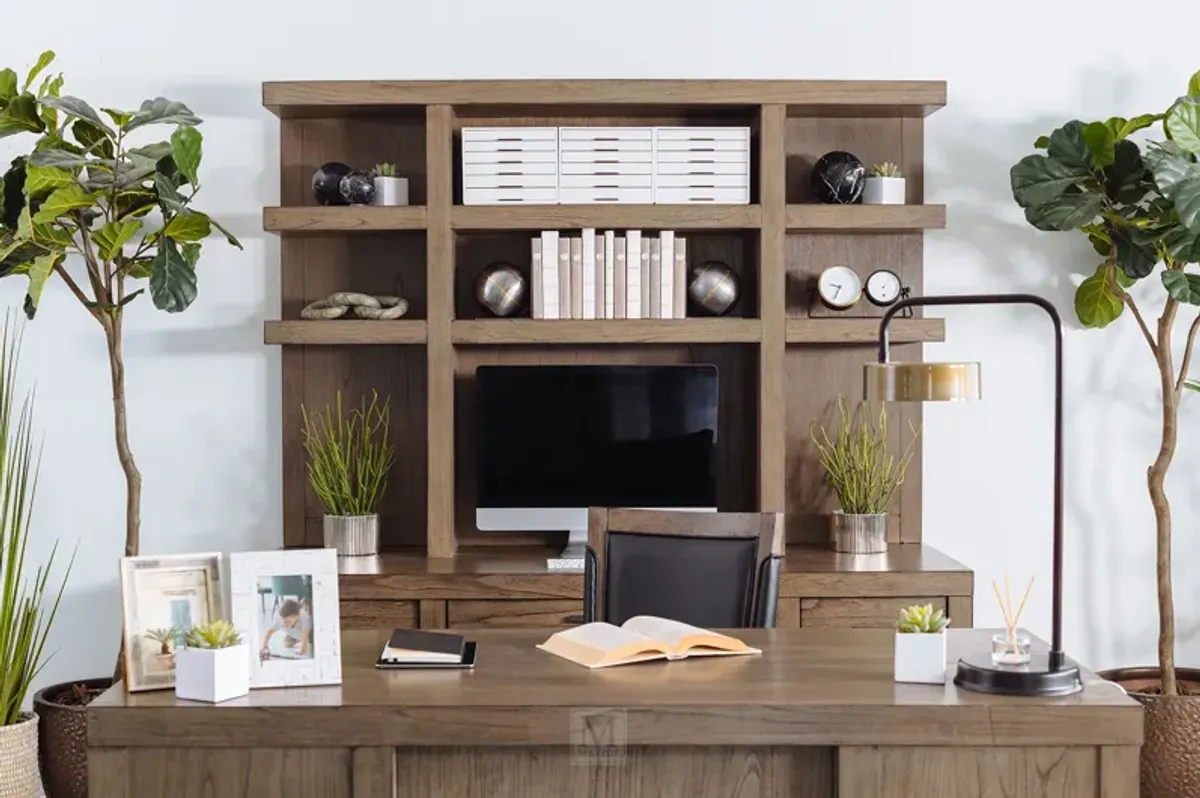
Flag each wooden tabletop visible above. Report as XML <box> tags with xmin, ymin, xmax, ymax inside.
<box><xmin>90</xmin><ymin>628</ymin><xmax>1138</xmax><ymax>749</ymax></box>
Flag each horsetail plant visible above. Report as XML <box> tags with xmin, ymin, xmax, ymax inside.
<box><xmin>809</xmin><ymin>397</ymin><xmax>919</xmax><ymax>515</ymax></box>
<box><xmin>301</xmin><ymin>391</ymin><xmax>396</xmax><ymax>517</ymax></box>
<box><xmin>896</xmin><ymin>604</ymin><xmax>950</xmax><ymax>634</ymax></box>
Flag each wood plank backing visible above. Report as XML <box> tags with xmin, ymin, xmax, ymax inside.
<box><xmin>88</xmin><ymin>748</ymin><xmax>130</xmax><ymax>798</ymax></box>
<box><xmin>447</xmin><ymin>600</ymin><xmax>581</xmax><ymax>628</ymax></box>
<box><xmin>419</xmin><ymin>599</ymin><xmax>448</xmax><ymax>629</ymax></box>
<box><xmin>126</xmin><ymin>748</ymin><xmax>352</xmax><ymax>798</ymax></box>
<box><xmin>352</xmin><ymin>747</ymin><xmax>394</xmax><ymax>798</ymax></box>
<box><xmin>776</xmin><ymin>598</ymin><xmax>801</xmax><ymax>629</ymax></box>
<box><xmin>1099</xmin><ymin>746</ymin><xmax>1140</xmax><ymax>798</ymax></box>
<box><xmin>948</xmin><ymin>596</ymin><xmax>975</xmax><ymax>628</ymax></box>
<box><xmin>800</xmin><ymin>596</ymin><xmax>945</xmax><ymax>629</ymax></box>
<box><xmin>339</xmin><ymin>600</ymin><xmax>418</xmax><ymax>631</ymax></box>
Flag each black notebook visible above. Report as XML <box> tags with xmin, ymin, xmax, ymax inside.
<box><xmin>376</xmin><ymin>629</ymin><xmax>473</xmax><ymax>669</ymax></box>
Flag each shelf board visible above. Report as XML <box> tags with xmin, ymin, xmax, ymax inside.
<box><xmin>264</xmin><ymin>80</ymin><xmax>945</xmax><ymax>118</ymax></box>
<box><xmin>263</xmin><ymin>206</ymin><xmax>427</xmax><ymax>233</ymax></box>
<box><xmin>452</xmin><ymin>205</ymin><xmax>761</xmax><ymax>231</ymax></box>
<box><xmin>785</xmin><ymin>318</ymin><xmax>944</xmax><ymax>344</ymax></box>
<box><xmin>264</xmin><ymin>320</ymin><xmax>427</xmax><ymax>345</ymax></box>
<box><xmin>785</xmin><ymin>205</ymin><xmax>946</xmax><ymax>232</ymax></box>
<box><xmin>452</xmin><ymin>319</ymin><xmax>762</xmax><ymax>345</ymax></box>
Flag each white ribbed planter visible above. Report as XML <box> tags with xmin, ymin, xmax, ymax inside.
<box><xmin>0</xmin><ymin>713</ymin><xmax>40</xmax><ymax>798</ymax></box>
<box><xmin>324</xmin><ymin>514</ymin><xmax>380</xmax><ymax>556</ymax></box>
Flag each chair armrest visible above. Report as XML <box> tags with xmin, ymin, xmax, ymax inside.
<box><xmin>583</xmin><ymin>546</ymin><xmax>599</xmax><ymax>623</ymax></box>
<box><xmin>754</xmin><ymin>555</ymin><xmax>782</xmax><ymax>628</ymax></box>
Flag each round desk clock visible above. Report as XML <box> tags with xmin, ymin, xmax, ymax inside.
<box><xmin>865</xmin><ymin>269</ymin><xmax>902</xmax><ymax>307</ymax></box>
<box><xmin>816</xmin><ymin>265</ymin><xmax>862</xmax><ymax>310</ymax></box>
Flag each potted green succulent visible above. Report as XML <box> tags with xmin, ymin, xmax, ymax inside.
<box><xmin>371</xmin><ymin>161</ymin><xmax>408</xmax><ymax>206</ymax></box>
<box><xmin>863</xmin><ymin>161</ymin><xmax>905</xmax><ymax>205</ymax></box>
<box><xmin>175</xmin><ymin>621</ymin><xmax>249</xmax><ymax>704</ymax></box>
<box><xmin>810</xmin><ymin>397</ymin><xmax>919</xmax><ymax>554</ymax></box>
<box><xmin>0</xmin><ymin>317</ymin><xmax>71</xmax><ymax>798</ymax></box>
<box><xmin>302</xmin><ymin>391</ymin><xmax>396</xmax><ymax>556</ymax></box>
<box><xmin>0</xmin><ymin>49</ymin><xmax>241</xmax><ymax>797</ymax></box>
<box><xmin>894</xmin><ymin>604</ymin><xmax>951</xmax><ymax>685</ymax></box>
<box><xmin>1010</xmin><ymin>68</ymin><xmax>1200</xmax><ymax>797</ymax></box>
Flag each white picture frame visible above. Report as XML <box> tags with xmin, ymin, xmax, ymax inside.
<box><xmin>230</xmin><ymin>549</ymin><xmax>342</xmax><ymax>689</ymax></box>
<box><xmin>119</xmin><ymin>553</ymin><xmax>222</xmax><ymax>693</ymax></box>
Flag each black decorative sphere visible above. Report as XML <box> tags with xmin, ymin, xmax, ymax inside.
<box><xmin>811</xmin><ymin>151</ymin><xmax>865</xmax><ymax>204</ymax></box>
<box><xmin>312</xmin><ymin>162</ymin><xmax>352</xmax><ymax>205</ymax></box>
<box><xmin>339</xmin><ymin>171</ymin><xmax>375</xmax><ymax>205</ymax></box>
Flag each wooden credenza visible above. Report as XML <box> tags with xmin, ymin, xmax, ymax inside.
<box><xmin>337</xmin><ymin>544</ymin><xmax>974</xmax><ymax>631</ymax></box>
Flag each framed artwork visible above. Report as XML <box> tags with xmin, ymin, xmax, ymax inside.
<box><xmin>119</xmin><ymin>553</ymin><xmax>222</xmax><ymax>692</ymax></box>
<box><xmin>230</xmin><ymin>549</ymin><xmax>342</xmax><ymax>689</ymax></box>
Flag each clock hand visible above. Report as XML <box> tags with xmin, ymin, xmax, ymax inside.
<box><xmin>833</xmin><ymin>284</ymin><xmax>842</xmax><ymax>298</ymax></box>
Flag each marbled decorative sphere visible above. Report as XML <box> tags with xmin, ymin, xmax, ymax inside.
<box><xmin>339</xmin><ymin>171</ymin><xmax>375</xmax><ymax>205</ymax></box>
<box><xmin>811</xmin><ymin>151</ymin><xmax>866</xmax><ymax>204</ymax></box>
<box><xmin>312</xmin><ymin>162</ymin><xmax>352</xmax><ymax>205</ymax></box>
<box><xmin>475</xmin><ymin>262</ymin><xmax>527</xmax><ymax>317</ymax></box>
<box><xmin>688</xmin><ymin>261</ymin><xmax>741</xmax><ymax>316</ymax></box>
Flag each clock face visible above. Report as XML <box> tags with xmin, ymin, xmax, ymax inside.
<box><xmin>866</xmin><ymin>269</ymin><xmax>902</xmax><ymax>306</ymax></box>
<box><xmin>817</xmin><ymin>265</ymin><xmax>862</xmax><ymax>309</ymax></box>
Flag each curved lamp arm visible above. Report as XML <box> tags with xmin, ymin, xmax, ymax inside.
<box><xmin>876</xmin><ymin>294</ymin><xmax>1066</xmax><ymax>670</ymax></box>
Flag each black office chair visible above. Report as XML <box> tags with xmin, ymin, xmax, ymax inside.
<box><xmin>583</xmin><ymin>508</ymin><xmax>784</xmax><ymax>628</ymax></box>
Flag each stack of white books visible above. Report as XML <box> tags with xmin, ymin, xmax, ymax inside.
<box><xmin>529</xmin><ymin>229</ymin><xmax>688</xmax><ymax>320</ymax></box>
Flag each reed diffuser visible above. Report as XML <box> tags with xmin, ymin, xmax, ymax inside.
<box><xmin>991</xmin><ymin>574</ymin><xmax>1034</xmax><ymax>665</ymax></box>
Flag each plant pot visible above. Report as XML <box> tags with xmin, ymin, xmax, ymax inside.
<box><xmin>34</xmin><ymin>677</ymin><xmax>113</xmax><ymax>798</ymax></box>
<box><xmin>176</xmin><ymin>645</ymin><xmax>250</xmax><ymax>704</ymax></box>
<box><xmin>830</xmin><ymin>511</ymin><xmax>887</xmax><ymax>554</ymax></box>
<box><xmin>154</xmin><ymin>651</ymin><xmax>176</xmax><ymax>670</ymax></box>
<box><xmin>1098</xmin><ymin>666</ymin><xmax>1200</xmax><ymax>798</ymax></box>
<box><xmin>371</xmin><ymin>176</ymin><xmax>409</xmax><ymax>206</ymax></box>
<box><xmin>894</xmin><ymin>631</ymin><xmax>947</xmax><ymax>684</ymax></box>
<box><xmin>323</xmin><ymin>513</ymin><xmax>379</xmax><ymax>556</ymax></box>
<box><xmin>863</xmin><ymin>176</ymin><xmax>906</xmax><ymax>205</ymax></box>
<box><xmin>0</xmin><ymin>713</ymin><xmax>40</xmax><ymax>798</ymax></box>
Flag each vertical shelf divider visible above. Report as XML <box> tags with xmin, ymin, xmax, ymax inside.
<box><xmin>758</xmin><ymin>104</ymin><xmax>788</xmax><ymax>518</ymax></box>
<box><xmin>426</xmin><ymin>105</ymin><xmax>457</xmax><ymax>557</ymax></box>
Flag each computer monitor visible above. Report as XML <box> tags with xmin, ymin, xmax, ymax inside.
<box><xmin>475</xmin><ymin>365</ymin><xmax>719</xmax><ymax>567</ymax></box>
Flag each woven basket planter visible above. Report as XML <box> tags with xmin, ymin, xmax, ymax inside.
<box><xmin>0</xmin><ymin>713</ymin><xmax>40</xmax><ymax>798</ymax></box>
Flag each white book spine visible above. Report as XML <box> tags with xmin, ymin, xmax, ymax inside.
<box><xmin>660</xmin><ymin>231</ymin><xmax>674</xmax><ymax>320</ymax></box>
<box><xmin>569</xmin><ymin>237</ymin><xmax>583</xmax><ymax>319</ymax></box>
<box><xmin>604</xmin><ymin>231</ymin><xmax>616</xmax><ymax>319</ymax></box>
<box><xmin>626</xmin><ymin>231</ymin><xmax>641</xmax><ymax>319</ymax></box>
<box><xmin>594</xmin><ymin>232</ymin><xmax>606</xmax><ymax>319</ymax></box>
<box><xmin>531</xmin><ymin>237</ymin><xmax>543</xmax><ymax>320</ymax></box>
<box><xmin>540</xmin><ymin>231</ymin><xmax>559</xmax><ymax>319</ymax></box>
<box><xmin>673</xmin><ymin>236</ymin><xmax>687</xmax><ymax>319</ymax></box>
<box><xmin>640</xmin><ymin>238</ymin><xmax>652</xmax><ymax>318</ymax></box>
<box><xmin>558</xmin><ymin>237</ymin><xmax>572</xmax><ymax>319</ymax></box>
<box><xmin>582</xmin><ymin>228</ymin><xmax>596</xmax><ymax>320</ymax></box>
<box><xmin>614</xmin><ymin>236</ymin><xmax>627</xmax><ymax>320</ymax></box>
<box><xmin>648</xmin><ymin>237</ymin><xmax>662</xmax><ymax>319</ymax></box>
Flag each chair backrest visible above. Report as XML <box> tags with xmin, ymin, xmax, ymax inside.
<box><xmin>584</xmin><ymin>508</ymin><xmax>784</xmax><ymax>628</ymax></box>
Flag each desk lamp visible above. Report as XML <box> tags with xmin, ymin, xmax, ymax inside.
<box><xmin>864</xmin><ymin>293</ymin><xmax>1083</xmax><ymax>697</ymax></box>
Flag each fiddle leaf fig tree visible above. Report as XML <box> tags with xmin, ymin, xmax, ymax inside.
<box><xmin>1011</xmin><ymin>69</ymin><xmax>1200</xmax><ymax>696</ymax></box>
<box><xmin>0</xmin><ymin>51</ymin><xmax>241</xmax><ymax>675</ymax></box>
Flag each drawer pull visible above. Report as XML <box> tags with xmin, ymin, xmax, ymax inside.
<box><xmin>596</xmin><ymin>197</ymin><xmax>619</xmax><ymax>202</ymax></box>
<box><xmin>689</xmin><ymin>197</ymin><xmax>716</xmax><ymax>202</ymax></box>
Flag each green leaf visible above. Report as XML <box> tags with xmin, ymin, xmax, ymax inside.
<box><xmin>1165</xmin><ymin>227</ymin><xmax>1200</xmax><ymax>263</ymax></box>
<box><xmin>40</xmin><ymin>96</ymin><xmax>114</xmax><ymax>137</ymax></box>
<box><xmin>149</xmin><ymin>237</ymin><xmax>197</xmax><ymax>312</ymax></box>
<box><xmin>1162</xmin><ymin>269</ymin><xmax>1200</xmax><ymax>304</ymax></box>
<box><xmin>23</xmin><ymin>251</ymin><xmax>59</xmax><ymax>319</ymax></box>
<box><xmin>126</xmin><ymin>98</ymin><xmax>201</xmax><ymax>132</ymax></box>
<box><xmin>1166</xmin><ymin>97</ymin><xmax>1200</xmax><ymax>155</ymax></box>
<box><xmin>21</xmin><ymin>51</ymin><xmax>55</xmax><ymax>93</ymax></box>
<box><xmin>116</xmin><ymin>287</ymin><xmax>145</xmax><ymax>308</ymax></box>
<box><xmin>1011</xmin><ymin>154</ymin><xmax>1089</xmax><ymax>208</ymax></box>
<box><xmin>170</xmin><ymin>126</ymin><xmax>202</xmax><ymax>186</ymax></box>
<box><xmin>1082</xmin><ymin>122</ymin><xmax>1116</xmax><ymax>169</ymax></box>
<box><xmin>154</xmin><ymin>173</ymin><xmax>186</xmax><ymax>214</ymax></box>
<box><xmin>0</xmin><ymin>94</ymin><xmax>44</xmax><ymax>138</ymax></box>
<box><xmin>164</xmin><ymin>211</ymin><xmax>211</xmax><ymax>242</ymax></box>
<box><xmin>122</xmin><ymin>257</ymin><xmax>152</xmax><ymax>279</ymax></box>
<box><xmin>181</xmin><ymin>242</ymin><xmax>201</xmax><ymax>267</ymax></box>
<box><xmin>1023</xmin><ymin>190</ymin><xmax>1103</xmax><ymax>231</ymax></box>
<box><xmin>208</xmin><ymin>217</ymin><xmax>242</xmax><ymax>249</ymax></box>
<box><xmin>1146</xmin><ymin>143</ymin><xmax>1200</xmax><ymax>232</ymax></box>
<box><xmin>1112</xmin><ymin>227</ymin><xmax>1158</xmax><ymax>279</ymax></box>
<box><xmin>1114</xmin><ymin>113</ymin><xmax>1161</xmax><ymax>141</ymax></box>
<box><xmin>27</xmin><ymin>148</ymin><xmax>94</xmax><ymax>169</ymax></box>
<box><xmin>1033</xmin><ymin>135</ymin><xmax>1050</xmax><ymax>149</ymax></box>
<box><xmin>1190</xmin><ymin>71</ymin><xmax>1200</xmax><ymax>99</ymax></box>
<box><xmin>101</xmin><ymin>107</ymin><xmax>131</xmax><ymax>129</ymax></box>
<box><xmin>0</xmin><ymin>69</ymin><xmax>16</xmax><ymax>104</ymax></box>
<box><xmin>71</xmin><ymin>120</ymin><xmax>114</xmax><ymax>159</ymax></box>
<box><xmin>113</xmin><ymin>189</ymin><xmax>156</xmax><ymax>220</ymax></box>
<box><xmin>22</xmin><ymin>165</ymin><xmax>73</xmax><ymax>198</ymax></box>
<box><xmin>1075</xmin><ymin>265</ymin><xmax>1124</xmax><ymax>328</ymax></box>
<box><xmin>31</xmin><ymin>184</ymin><xmax>95</xmax><ymax>224</ymax></box>
<box><xmin>1103</xmin><ymin>140</ymin><xmax>1147</xmax><ymax>204</ymax></box>
<box><xmin>38</xmin><ymin>73</ymin><xmax>63</xmax><ymax>130</ymax></box>
<box><xmin>1047</xmin><ymin>121</ymin><xmax>1092</xmax><ymax>170</ymax></box>
<box><xmin>127</xmin><ymin>141</ymin><xmax>172</xmax><ymax>167</ymax></box>
<box><xmin>92</xmin><ymin>219</ymin><xmax>142</xmax><ymax>260</ymax></box>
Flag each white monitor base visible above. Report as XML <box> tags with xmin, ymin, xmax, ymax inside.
<box><xmin>546</xmin><ymin>529</ymin><xmax>588</xmax><ymax>571</ymax></box>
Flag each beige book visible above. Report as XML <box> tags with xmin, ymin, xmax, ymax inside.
<box><xmin>673</xmin><ymin>236</ymin><xmax>688</xmax><ymax>319</ymax></box>
<box><xmin>558</xmin><ymin>237</ymin><xmax>571</xmax><ymax>317</ymax></box>
<box><xmin>530</xmin><ymin>237</ymin><xmax>543</xmax><ymax>319</ymax></box>
<box><xmin>649</xmin><ymin>237</ymin><xmax>662</xmax><ymax>319</ymax></box>
<box><xmin>639</xmin><ymin>237</ymin><xmax>651</xmax><ymax>317</ymax></box>
<box><xmin>613</xmin><ymin>236</ymin><xmax>627</xmax><ymax>320</ymax></box>
<box><xmin>537</xmin><ymin>615</ymin><xmax>761</xmax><ymax>669</ymax></box>
<box><xmin>570</xmin><ymin>237</ymin><xmax>583</xmax><ymax>319</ymax></box>
<box><xmin>594</xmin><ymin>233</ymin><xmax>606</xmax><ymax>319</ymax></box>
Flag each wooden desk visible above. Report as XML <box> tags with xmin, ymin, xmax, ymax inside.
<box><xmin>88</xmin><ymin>628</ymin><xmax>1140</xmax><ymax>798</ymax></box>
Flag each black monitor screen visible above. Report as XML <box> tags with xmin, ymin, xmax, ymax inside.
<box><xmin>475</xmin><ymin>365</ymin><xmax>718</xmax><ymax>508</ymax></box>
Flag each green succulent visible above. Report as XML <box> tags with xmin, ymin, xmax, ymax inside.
<box><xmin>896</xmin><ymin>604</ymin><xmax>950</xmax><ymax>634</ymax></box>
<box><xmin>870</xmin><ymin>162</ymin><xmax>902</xmax><ymax>178</ymax></box>
<box><xmin>373</xmin><ymin>162</ymin><xmax>397</xmax><ymax>177</ymax></box>
<box><xmin>183</xmin><ymin>620</ymin><xmax>242</xmax><ymax>649</ymax></box>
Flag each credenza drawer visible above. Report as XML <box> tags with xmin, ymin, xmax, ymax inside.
<box><xmin>800</xmin><ymin>596</ymin><xmax>947</xmax><ymax>629</ymax></box>
<box><xmin>447</xmin><ymin>600</ymin><xmax>582</xmax><ymax>628</ymax></box>
<box><xmin>340</xmin><ymin>600</ymin><xmax>418</xmax><ymax>631</ymax></box>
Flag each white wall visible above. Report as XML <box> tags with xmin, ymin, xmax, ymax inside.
<box><xmin>2</xmin><ymin>0</ymin><xmax>1196</xmax><ymax>691</ymax></box>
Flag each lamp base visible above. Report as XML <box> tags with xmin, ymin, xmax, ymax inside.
<box><xmin>954</xmin><ymin>651</ymin><xmax>1083</xmax><ymax>697</ymax></box>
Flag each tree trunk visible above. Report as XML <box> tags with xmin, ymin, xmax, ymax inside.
<box><xmin>1150</xmin><ymin>309</ymin><xmax>1178</xmax><ymax>696</ymax></box>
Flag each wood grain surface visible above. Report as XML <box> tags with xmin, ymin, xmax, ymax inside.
<box><xmin>264</xmin><ymin>206</ymin><xmax>427</xmax><ymax>232</ymax></box>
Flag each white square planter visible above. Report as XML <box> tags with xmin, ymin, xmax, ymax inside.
<box><xmin>894</xmin><ymin>632</ymin><xmax>947</xmax><ymax>684</ymax></box>
<box><xmin>175</xmin><ymin>645</ymin><xmax>250</xmax><ymax>703</ymax></box>
<box><xmin>863</xmin><ymin>176</ymin><xmax>906</xmax><ymax>205</ymax></box>
<box><xmin>372</xmin><ymin>176</ymin><xmax>409</xmax><ymax>206</ymax></box>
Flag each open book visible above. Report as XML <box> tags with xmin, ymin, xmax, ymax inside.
<box><xmin>537</xmin><ymin>616</ymin><xmax>761</xmax><ymax>669</ymax></box>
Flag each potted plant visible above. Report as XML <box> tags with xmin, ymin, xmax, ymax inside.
<box><xmin>0</xmin><ymin>49</ymin><xmax>241</xmax><ymax>797</ymax></box>
<box><xmin>810</xmin><ymin>397</ymin><xmax>919</xmax><ymax>553</ymax></box>
<box><xmin>863</xmin><ymin>162</ymin><xmax>905</xmax><ymax>205</ymax></box>
<box><xmin>175</xmin><ymin>621</ymin><xmax>249</xmax><ymax>704</ymax></box>
<box><xmin>371</xmin><ymin>162</ymin><xmax>408</xmax><ymax>206</ymax></box>
<box><xmin>1010</xmin><ymin>68</ymin><xmax>1200</xmax><ymax>797</ymax></box>
<box><xmin>0</xmin><ymin>316</ymin><xmax>71</xmax><ymax>798</ymax></box>
<box><xmin>894</xmin><ymin>604</ymin><xmax>951</xmax><ymax>684</ymax></box>
<box><xmin>143</xmin><ymin>627</ymin><xmax>181</xmax><ymax>671</ymax></box>
<box><xmin>302</xmin><ymin>391</ymin><xmax>396</xmax><ymax>556</ymax></box>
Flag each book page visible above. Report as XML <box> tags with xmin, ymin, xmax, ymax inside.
<box><xmin>538</xmin><ymin>622</ymin><xmax>670</xmax><ymax>668</ymax></box>
<box><xmin>621</xmin><ymin>616</ymin><xmax>751</xmax><ymax>657</ymax></box>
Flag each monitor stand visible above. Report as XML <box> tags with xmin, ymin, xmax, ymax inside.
<box><xmin>546</xmin><ymin>529</ymin><xmax>588</xmax><ymax>571</ymax></box>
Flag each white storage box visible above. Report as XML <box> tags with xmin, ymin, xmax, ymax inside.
<box><xmin>560</xmin><ymin>174</ymin><xmax>652</xmax><ymax>189</ymax></box>
<box><xmin>655</xmin><ymin>160</ymin><xmax>748</xmax><ymax>175</ymax></box>
<box><xmin>465</xmin><ymin>174</ymin><xmax>558</xmax><ymax>189</ymax></box>
<box><xmin>464</xmin><ymin>161</ymin><xmax>557</xmax><ymax>175</ymax></box>
<box><xmin>463</xmin><ymin>127</ymin><xmax>560</xmax><ymax>204</ymax></box>
<box><xmin>655</xmin><ymin>174</ymin><xmax>748</xmax><ymax>188</ymax></box>
<box><xmin>464</xmin><ymin>187</ymin><xmax>559</xmax><ymax>205</ymax></box>
<box><xmin>560</xmin><ymin>161</ymin><xmax>652</xmax><ymax>175</ymax></box>
<box><xmin>652</xmin><ymin>127</ymin><xmax>750</xmax><ymax>204</ymax></box>
<box><xmin>560</xmin><ymin>188</ymin><xmax>653</xmax><ymax>204</ymax></box>
<box><xmin>654</xmin><ymin>187</ymin><xmax>750</xmax><ymax>204</ymax></box>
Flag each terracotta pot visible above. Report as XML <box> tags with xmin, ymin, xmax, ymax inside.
<box><xmin>0</xmin><ymin>712</ymin><xmax>40</xmax><ymax>798</ymax></box>
<box><xmin>33</xmin><ymin>678</ymin><xmax>113</xmax><ymax>798</ymax></box>
<box><xmin>1099</xmin><ymin>666</ymin><xmax>1200</xmax><ymax>798</ymax></box>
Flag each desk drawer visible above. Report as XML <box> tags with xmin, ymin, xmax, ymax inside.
<box><xmin>447</xmin><ymin>600</ymin><xmax>582</xmax><ymax>628</ymax></box>
<box><xmin>340</xmin><ymin>600</ymin><xmax>418</xmax><ymax>631</ymax></box>
<box><xmin>800</xmin><ymin>596</ymin><xmax>946</xmax><ymax>629</ymax></box>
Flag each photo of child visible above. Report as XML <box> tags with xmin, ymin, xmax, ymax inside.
<box><xmin>257</xmin><ymin>574</ymin><xmax>315</xmax><ymax>661</ymax></box>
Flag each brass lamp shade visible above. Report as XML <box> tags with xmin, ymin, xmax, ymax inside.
<box><xmin>863</xmin><ymin>362</ymin><xmax>982</xmax><ymax>402</ymax></box>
